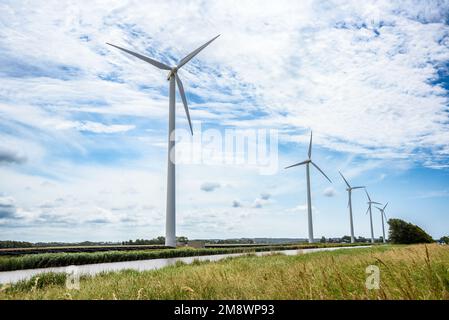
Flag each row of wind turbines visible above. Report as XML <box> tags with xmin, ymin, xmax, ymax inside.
<box><xmin>286</xmin><ymin>132</ymin><xmax>389</xmax><ymax>244</ymax></box>
<box><xmin>106</xmin><ymin>34</ymin><xmax>389</xmax><ymax>247</ymax></box>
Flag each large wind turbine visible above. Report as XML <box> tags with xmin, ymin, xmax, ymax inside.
<box><xmin>107</xmin><ymin>35</ymin><xmax>220</xmax><ymax>247</ymax></box>
<box><xmin>339</xmin><ymin>171</ymin><xmax>365</xmax><ymax>244</ymax></box>
<box><xmin>365</xmin><ymin>190</ymin><xmax>382</xmax><ymax>244</ymax></box>
<box><xmin>285</xmin><ymin>132</ymin><xmax>332</xmax><ymax>243</ymax></box>
<box><xmin>375</xmin><ymin>202</ymin><xmax>388</xmax><ymax>243</ymax></box>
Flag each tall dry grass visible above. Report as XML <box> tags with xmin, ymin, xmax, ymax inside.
<box><xmin>1</xmin><ymin>244</ymin><xmax>448</xmax><ymax>300</ymax></box>
<box><xmin>0</xmin><ymin>243</ymin><xmax>366</xmax><ymax>271</ymax></box>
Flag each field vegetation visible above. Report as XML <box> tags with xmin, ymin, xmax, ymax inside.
<box><xmin>0</xmin><ymin>243</ymin><xmax>366</xmax><ymax>272</ymax></box>
<box><xmin>1</xmin><ymin>244</ymin><xmax>448</xmax><ymax>300</ymax></box>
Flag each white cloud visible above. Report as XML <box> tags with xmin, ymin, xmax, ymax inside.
<box><xmin>287</xmin><ymin>204</ymin><xmax>316</xmax><ymax>213</ymax></box>
<box><xmin>416</xmin><ymin>190</ymin><xmax>449</xmax><ymax>199</ymax></box>
<box><xmin>323</xmin><ymin>187</ymin><xmax>337</xmax><ymax>197</ymax></box>
<box><xmin>200</xmin><ymin>182</ymin><xmax>221</xmax><ymax>192</ymax></box>
<box><xmin>252</xmin><ymin>196</ymin><xmax>273</xmax><ymax>209</ymax></box>
<box><xmin>0</xmin><ymin>195</ymin><xmax>16</xmax><ymax>219</ymax></box>
<box><xmin>232</xmin><ymin>199</ymin><xmax>242</xmax><ymax>208</ymax></box>
<box><xmin>0</xmin><ymin>0</ymin><xmax>448</xmax><ymax>167</ymax></box>
<box><xmin>75</xmin><ymin>121</ymin><xmax>135</xmax><ymax>134</ymax></box>
<box><xmin>260</xmin><ymin>192</ymin><xmax>271</xmax><ymax>200</ymax></box>
<box><xmin>0</xmin><ymin>148</ymin><xmax>26</xmax><ymax>165</ymax></box>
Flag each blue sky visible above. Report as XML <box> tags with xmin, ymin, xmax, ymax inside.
<box><xmin>1</xmin><ymin>0</ymin><xmax>449</xmax><ymax>242</ymax></box>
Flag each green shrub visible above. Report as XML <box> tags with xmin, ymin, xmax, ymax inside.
<box><xmin>439</xmin><ymin>236</ymin><xmax>449</xmax><ymax>244</ymax></box>
<box><xmin>9</xmin><ymin>273</ymin><xmax>67</xmax><ymax>292</ymax></box>
<box><xmin>388</xmin><ymin>218</ymin><xmax>434</xmax><ymax>244</ymax></box>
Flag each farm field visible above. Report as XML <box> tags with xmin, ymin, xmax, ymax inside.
<box><xmin>1</xmin><ymin>244</ymin><xmax>448</xmax><ymax>300</ymax></box>
<box><xmin>0</xmin><ymin>243</ymin><xmax>366</xmax><ymax>272</ymax></box>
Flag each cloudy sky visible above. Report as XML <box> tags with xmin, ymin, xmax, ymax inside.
<box><xmin>1</xmin><ymin>0</ymin><xmax>449</xmax><ymax>242</ymax></box>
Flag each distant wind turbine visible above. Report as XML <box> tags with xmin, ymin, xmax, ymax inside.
<box><xmin>285</xmin><ymin>132</ymin><xmax>332</xmax><ymax>243</ymax></box>
<box><xmin>375</xmin><ymin>202</ymin><xmax>388</xmax><ymax>243</ymax></box>
<box><xmin>107</xmin><ymin>35</ymin><xmax>220</xmax><ymax>247</ymax></box>
<box><xmin>339</xmin><ymin>171</ymin><xmax>365</xmax><ymax>244</ymax></box>
<box><xmin>365</xmin><ymin>189</ymin><xmax>382</xmax><ymax>244</ymax></box>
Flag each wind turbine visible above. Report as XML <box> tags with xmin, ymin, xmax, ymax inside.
<box><xmin>285</xmin><ymin>132</ymin><xmax>332</xmax><ymax>243</ymax></box>
<box><xmin>107</xmin><ymin>35</ymin><xmax>220</xmax><ymax>247</ymax></box>
<box><xmin>339</xmin><ymin>171</ymin><xmax>365</xmax><ymax>244</ymax></box>
<box><xmin>375</xmin><ymin>202</ymin><xmax>388</xmax><ymax>243</ymax></box>
<box><xmin>365</xmin><ymin>190</ymin><xmax>382</xmax><ymax>244</ymax></box>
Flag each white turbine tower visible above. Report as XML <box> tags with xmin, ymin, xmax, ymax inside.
<box><xmin>285</xmin><ymin>132</ymin><xmax>332</xmax><ymax>243</ymax></box>
<box><xmin>339</xmin><ymin>171</ymin><xmax>365</xmax><ymax>244</ymax></box>
<box><xmin>107</xmin><ymin>35</ymin><xmax>220</xmax><ymax>247</ymax></box>
<box><xmin>365</xmin><ymin>190</ymin><xmax>382</xmax><ymax>244</ymax></box>
<box><xmin>375</xmin><ymin>202</ymin><xmax>388</xmax><ymax>243</ymax></box>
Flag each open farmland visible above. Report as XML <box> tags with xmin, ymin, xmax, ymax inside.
<box><xmin>0</xmin><ymin>243</ymin><xmax>367</xmax><ymax>272</ymax></box>
<box><xmin>1</xmin><ymin>244</ymin><xmax>448</xmax><ymax>300</ymax></box>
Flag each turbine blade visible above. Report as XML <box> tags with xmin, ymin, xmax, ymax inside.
<box><xmin>311</xmin><ymin>161</ymin><xmax>332</xmax><ymax>183</ymax></box>
<box><xmin>177</xmin><ymin>35</ymin><xmax>220</xmax><ymax>69</ymax></box>
<box><xmin>366</xmin><ymin>206</ymin><xmax>370</xmax><ymax>215</ymax></box>
<box><xmin>371</xmin><ymin>201</ymin><xmax>382</xmax><ymax>205</ymax></box>
<box><xmin>339</xmin><ymin>171</ymin><xmax>351</xmax><ymax>188</ymax></box>
<box><xmin>284</xmin><ymin>160</ymin><xmax>309</xmax><ymax>169</ymax></box>
<box><xmin>175</xmin><ymin>73</ymin><xmax>193</xmax><ymax>135</ymax></box>
<box><xmin>383</xmin><ymin>202</ymin><xmax>388</xmax><ymax>210</ymax></box>
<box><xmin>383</xmin><ymin>212</ymin><xmax>388</xmax><ymax>220</ymax></box>
<box><xmin>106</xmin><ymin>43</ymin><xmax>171</xmax><ymax>70</ymax></box>
<box><xmin>365</xmin><ymin>189</ymin><xmax>371</xmax><ymax>202</ymax></box>
<box><xmin>352</xmin><ymin>186</ymin><xmax>365</xmax><ymax>189</ymax></box>
<box><xmin>375</xmin><ymin>206</ymin><xmax>382</xmax><ymax>211</ymax></box>
<box><xmin>308</xmin><ymin>131</ymin><xmax>313</xmax><ymax>159</ymax></box>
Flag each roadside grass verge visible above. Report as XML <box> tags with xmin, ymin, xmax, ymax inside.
<box><xmin>1</xmin><ymin>244</ymin><xmax>448</xmax><ymax>299</ymax></box>
<box><xmin>0</xmin><ymin>243</ymin><xmax>368</xmax><ymax>272</ymax></box>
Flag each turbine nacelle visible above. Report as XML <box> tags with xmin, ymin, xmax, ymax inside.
<box><xmin>167</xmin><ymin>66</ymin><xmax>178</xmax><ymax>80</ymax></box>
<box><xmin>339</xmin><ymin>171</ymin><xmax>364</xmax><ymax>193</ymax></box>
<box><xmin>285</xmin><ymin>132</ymin><xmax>332</xmax><ymax>182</ymax></box>
<box><xmin>375</xmin><ymin>202</ymin><xmax>389</xmax><ymax>218</ymax></box>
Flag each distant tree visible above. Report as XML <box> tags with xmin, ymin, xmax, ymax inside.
<box><xmin>215</xmin><ymin>238</ymin><xmax>254</xmax><ymax>244</ymax></box>
<box><xmin>176</xmin><ymin>236</ymin><xmax>188</xmax><ymax>243</ymax></box>
<box><xmin>122</xmin><ymin>237</ymin><xmax>165</xmax><ymax>245</ymax></box>
<box><xmin>388</xmin><ymin>219</ymin><xmax>433</xmax><ymax>244</ymax></box>
<box><xmin>320</xmin><ymin>236</ymin><xmax>326</xmax><ymax>243</ymax></box>
<box><xmin>341</xmin><ymin>235</ymin><xmax>351</xmax><ymax>243</ymax></box>
<box><xmin>356</xmin><ymin>236</ymin><xmax>368</xmax><ymax>243</ymax></box>
<box><xmin>439</xmin><ymin>236</ymin><xmax>449</xmax><ymax>244</ymax></box>
<box><xmin>121</xmin><ymin>236</ymin><xmax>189</xmax><ymax>245</ymax></box>
<box><xmin>0</xmin><ymin>241</ymin><xmax>33</xmax><ymax>248</ymax></box>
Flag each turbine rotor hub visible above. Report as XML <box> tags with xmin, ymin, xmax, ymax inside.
<box><xmin>167</xmin><ymin>66</ymin><xmax>178</xmax><ymax>80</ymax></box>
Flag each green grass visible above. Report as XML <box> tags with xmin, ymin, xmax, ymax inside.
<box><xmin>0</xmin><ymin>243</ymin><xmax>367</xmax><ymax>272</ymax></box>
<box><xmin>1</xmin><ymin>244</ymin><xmax>448</xmax><ymax>300</ymax></box>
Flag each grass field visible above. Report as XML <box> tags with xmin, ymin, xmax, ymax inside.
<box><xmin>0</xmin><ymin>243</ymin><xmax>365</xmax><ymax>272</ymax></box>
<box><xmin>1</xmin><ymin>244</ymin><xmax>448</xmax><ymax>299</ymax></box>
